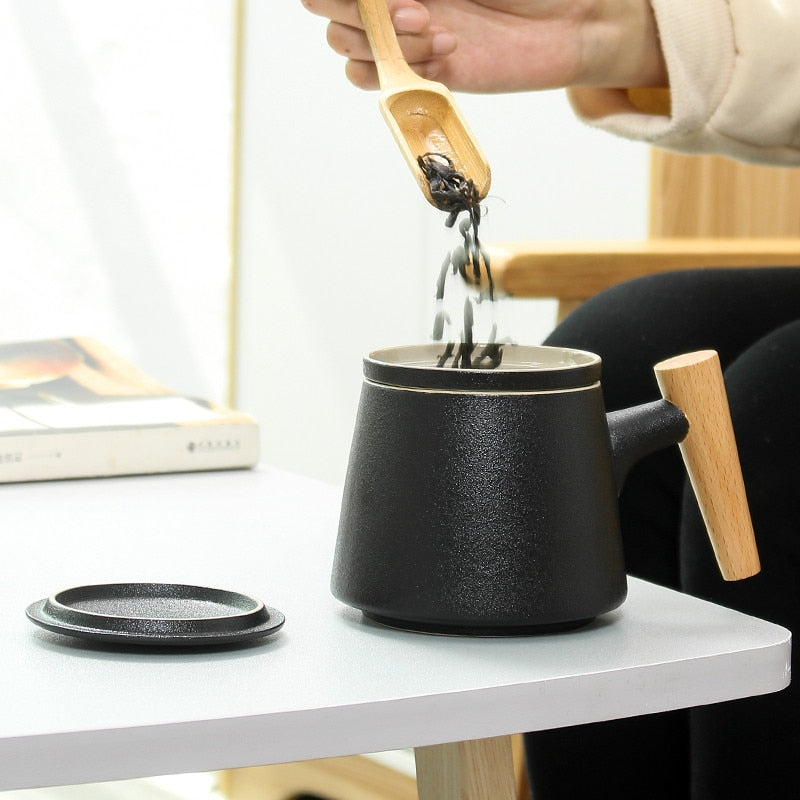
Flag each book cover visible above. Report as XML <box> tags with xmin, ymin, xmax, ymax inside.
<box><xmin>0</xmin><ymin>336</ymin><xmax>259</xmax><ymax>482</ymax></box>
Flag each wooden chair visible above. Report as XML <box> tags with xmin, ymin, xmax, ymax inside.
<box><xmin>217</xmin><ymin>736</ymin><xmax>531</xmax><ymax>800</ymax></box>
<box><xmin>216</xmin><ymin>753</ymin><xmax>418</xmax><ymax>800</ymax></box>
<box><xmin>478</xmin><ymin>151</ymin><xmax>800</xmax><ymax>318</ymax></box>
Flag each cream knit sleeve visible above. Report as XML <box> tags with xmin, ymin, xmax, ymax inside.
<box><xmin>567</xmin><ymin>0</ymin><xmax>800</xmax><ymax>166</ymax></box>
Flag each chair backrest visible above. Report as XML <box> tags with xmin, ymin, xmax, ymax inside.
<box><xmin>649</xmin><ymin>151</ymin><xmax>800</xmax><ymax>238</ymax></box>
<box><xmin>473</xmin><ymin>150</ymin><xmax>800</xmax><ymax>318</ymax></box>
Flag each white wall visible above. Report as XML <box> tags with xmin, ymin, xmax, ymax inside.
<box><xmin>234</xmin><ymin>0</ymin><xmax>651</xmax><ymax>485</ymax></box>
<box><xmin>0</xmin><ymin>0</ymin><xmax>651</xmax><ymax>485</ymax></box>
<box><xmin>0</xmin><ymin>0</ymin><xmax>234</xmax><ymax>402</ymax></box>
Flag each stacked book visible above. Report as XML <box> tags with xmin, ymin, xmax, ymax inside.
<box><xmin>0</xmin><ymin>337</ymin><xmax>259</xmax><ymax>482</ymax></box>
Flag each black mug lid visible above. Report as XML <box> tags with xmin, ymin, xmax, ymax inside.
<box><xmin>364</xmin><ymin>344</ymin><xmax>602</xmax><ymax>391</ymax></box>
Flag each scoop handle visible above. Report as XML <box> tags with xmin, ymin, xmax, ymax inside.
<box><xmin>654</xmin><ymin>350</ymin><xmax>760</xmax><ymax>580</ymax></box>
<box><xmin>357</xmin><ymin>0</ymin><xmax>419</xmax><ymax>88</ymax></box>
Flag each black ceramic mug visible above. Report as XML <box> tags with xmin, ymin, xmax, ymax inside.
<box><xmin>332</xmin><ymin>344</ymin><xmax>760</xmax><ymax>634</ymax></box>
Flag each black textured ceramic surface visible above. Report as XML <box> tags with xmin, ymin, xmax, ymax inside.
<box><xmin>332</xmin><ymin>380</ymin><xmax>628</xmax><ymax>633</ymax></box>
<box><xmin>26</xmin><ymin>583</ymin><xmax>285</xmax><ymax>646</ymax></box>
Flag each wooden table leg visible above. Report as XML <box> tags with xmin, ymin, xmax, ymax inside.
<box><xmin>414</xmin><ymin>735</ymin><xmax>517</xmax><ymax>800</ymax></box>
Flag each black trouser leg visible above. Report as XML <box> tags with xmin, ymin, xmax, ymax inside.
<box><xmin>525</xmin><ymin>269</ymin><xmax>800</xmax><ymax>800</ymax></box>
<box><xmin>680</xmin><ymin>320</ymin><xmax>800</xmax><ymax>798</ymax></box>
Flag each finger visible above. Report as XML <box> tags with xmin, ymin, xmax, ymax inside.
<box><xmin>303</xmin><ymin>0</ymin><xmax>429</xmax><ymax>33</ymax></box>
<box><xmin>345</xmin><ymin>54</ymin><xmax>449</xmax><ymax>89</ymax></box>
<box><xmin>327</xmin><ymin>21</ymin><xmax>373</xmax><ymax>62</ymax></box>
<box><xmin>344</xmin><ymin>58</ymin><xmax>381</xmax><ymax>90</ymax></box>
<box><xmin>391</xmin><ymin>2</ymin><xmax>430</xmax><ymax>34</ymax></box>
<box><xmin>329</xmin><ymin>21</ymin><xmax>454</xmax><ymax>67</ymax></box>
<box><xmin>301</xmin><ymin>0</ymin><xmax>363</xmax><ymax>28</ymax></box>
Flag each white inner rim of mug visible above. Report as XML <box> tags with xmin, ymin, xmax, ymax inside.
<box><xmin>368</xmin><ymin>343</ymin><xmax>600</xmax><ymax>372</ymax></box>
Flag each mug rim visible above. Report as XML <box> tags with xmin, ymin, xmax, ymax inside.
<box><xmin>364</xmin><ymin>344</ymin><xmax>602</xmax><ymax>391</ymax></box>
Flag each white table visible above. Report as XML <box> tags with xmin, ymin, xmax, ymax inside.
<box><xmin>0</xmin><ymin>467</ymin><xmax>791</xmax><ymax>797</ymax></box>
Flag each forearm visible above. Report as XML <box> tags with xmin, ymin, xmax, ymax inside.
<box><xmin>575</xmin><ymin>0</ymin><xmax>667</xmax><ymax>89</ymax></box>
<box><xmin>569</xmin><ymin>0</ymin><xmax>800</xmax><ymax>165</ymax></box>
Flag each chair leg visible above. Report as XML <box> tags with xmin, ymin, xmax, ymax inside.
<box><xmin>415</xmin><ymin>735</ymin><xmax>517</xmax><ymax>800</ymax></box>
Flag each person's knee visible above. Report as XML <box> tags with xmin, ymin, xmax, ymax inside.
<box><xmin>723</xmin><ymin>320</ymin><xmax>800</xmax><ymax>500</ymax></box>
<box><xmin>543</xmin><ymin>268</ymin><xmax>800</xmax><ymax>409</ymax></box>
<box><xmin>544</xmin><ymin>270</ymin><xmax>712</xmax><ymax>407</ymax></box>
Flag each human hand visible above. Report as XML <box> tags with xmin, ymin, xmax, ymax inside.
<box><xmin>301</xmin><ymin>0</ymin><xmax>667</xmax><ymax>94</ymax></box>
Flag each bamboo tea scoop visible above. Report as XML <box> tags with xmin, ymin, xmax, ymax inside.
<box><xmin>357</xmin><ymin>0</ymin><xmax>491</xmax><ymax>207</ymax></box>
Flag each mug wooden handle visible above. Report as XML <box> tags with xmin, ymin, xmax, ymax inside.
<box><xmin>654</xmin><ymin>350</ymin><xmax>760</xmax><ymax>580</ymax></box>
